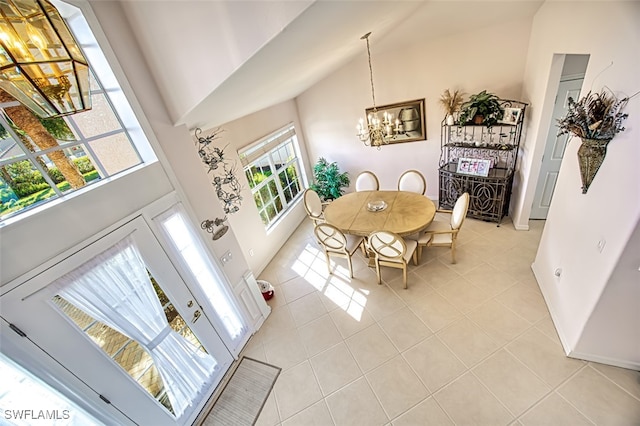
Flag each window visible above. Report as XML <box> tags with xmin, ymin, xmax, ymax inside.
<box><xmin>154</xmin><ymin>205</ymin><xmax>247</xmax><ymax>344</ymax></box>
<box><xmin>239</xmin><ymin>124</ymin><xmax>305</xmax><ymax>228</ymax></box>
<box><xmin>0</xmin><ymin>353</ymin><xmax>103</xmax><ymax>425</ymax></box>
<box><xmin>0</xmin><ymin>1</ymin><xmax>155</xmax><ymax>222</ymax></box>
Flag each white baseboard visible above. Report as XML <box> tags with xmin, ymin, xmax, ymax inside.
<box><xmin>568</xmin><ymin>350</ymin><xmax>640</xmax><ymax>371</ymax></box>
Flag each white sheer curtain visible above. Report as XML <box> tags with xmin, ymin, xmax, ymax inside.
<box><xmin>50</xmin><ymin>235</ymin><xmax>216</xmax><ymax>418</ymax></box>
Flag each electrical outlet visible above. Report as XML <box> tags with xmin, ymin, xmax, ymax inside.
<box><xmin>220</xmin><ymin>250</ymin><xmax>232</xmax><ymax>264</ymax></box>
<box><xmin>597</xmin><ymin>239</ymin><xmax>606</xmax><ymax>253</ymax></box>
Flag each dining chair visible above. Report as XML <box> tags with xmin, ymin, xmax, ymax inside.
<box><xmin>368</xmin><ymin>230</ymin><xmax>418</xmax><ymax>289</ymax></box>
<box><xmin>397</xmin><ymin>169</ymin><xmax>427</xmax><ymax>195</ymax></box>
<box><xmin>355</xmin><ymin>171</ymin><xmax>380</xmax><ymax>191</ymax></box>
<box><xmin>303</xmin><ymin>188</ymin><xmax>327</xmax><ymax>225</ymax></box>
<box><xmin>417</xmin><ymin>192</ymin><xmax>470</xmax><ymax>263</ymax></box>
<box><xmin>314</xmin><ymin>223</ymin><xmax>365</xmax><ymax>278</ymax></box>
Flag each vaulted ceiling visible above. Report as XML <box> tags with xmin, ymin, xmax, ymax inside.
<box><xmin>118</xmin><ymin>0</ymin><xmax>543</xmax><ymax>130</ymax></box>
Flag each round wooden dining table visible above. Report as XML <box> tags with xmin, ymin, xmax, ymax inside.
<box><xmin>323</xmin><ymin>190</ymin><xmax>436</xmax><ymax>237</ymax></box>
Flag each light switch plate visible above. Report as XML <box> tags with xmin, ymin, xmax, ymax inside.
<box><xmin>220</xmin><ymin>250</ymin><xmax>232</xmax><ymax>264</ymax></box>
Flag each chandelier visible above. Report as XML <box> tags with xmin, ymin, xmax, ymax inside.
<box><xmin>356</xmin><ymin>32</ymin><xmax>399</xmax><ymax>148</ymax></box>
<box><xmin>0</xmin><ymin>0</ymin><xmax>91</xmax><ymax>118</ymax></box>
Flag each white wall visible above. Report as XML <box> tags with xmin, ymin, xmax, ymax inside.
<box><xmin>526</xmin><ymin>2</ymin><xmax>640</xmax><ymax>366</ymax></box>
<box><xmin>296</xmin><ymin>19</ymin><xmax>532</xmax><ymax>200</ymax></box>
<box><xmin>562</xmin><ymin>54</ymin><xmax>590</xmax><ymax>77</ymax></box>
<box><xmin>198</xmin><ymin>100</ymin><xmax>311</xmax><ymax>274</ymax></box>
<box><xmin>86</xmin><ymin>1</ymin><xmax>252</xmax><ymax>287</ymax></box>
<box><xmin>118</xmin><ymin>0</ymin><xmax>311</xmax><ymax>126</ymax></box>
<box><xmin>573</xmin><ymin>218</ymin><xmax>640</xmax><ymax>368</ymax></box>
<box><xmin>0</xmin><ymin>164</ymin><xmax>173</xmax><ymax>285</ymax></box>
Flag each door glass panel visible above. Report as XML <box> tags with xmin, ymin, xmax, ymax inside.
<box><xmin>51</xmin><ymin>272</ymin><xmax>209</xmax><ymax>416</ymax></box>
<box><xmin>158</xmin><ymin>209</ymin><xmax>247</xmax><ymax>343</ymax></box>
<box><xmin>0</xmin><ymin>353</ymin><xmax>103</xmax><ymax>426</ymax></box>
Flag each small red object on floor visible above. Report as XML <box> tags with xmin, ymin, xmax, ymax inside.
<box><xmin>257</xmin><ymin>280</ymin><xmax>275</xmax><ymax>301</ymax></box>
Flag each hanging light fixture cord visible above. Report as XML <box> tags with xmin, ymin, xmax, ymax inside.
<box><xmin>362</xmin><ymin>32</ymin><xmax>377</xmax><ymax>110</ymax></box>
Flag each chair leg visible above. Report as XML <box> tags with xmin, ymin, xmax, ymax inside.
<box><xmin>451</xmin><ymin>243</ymin><xmax>456</xmax><ymax>264</ymax></box>
<box><xmin>402</xmin><ymin>265</ymin><xmax>408</xmax><ymax>289</ymax></box>
<box><xmin>375</xmin><ymin>260</ymin><xmax>382</xmax><ymax>285</ymax></box>
<box><xmin>417</xmin><ymin>245</ymin><xmax>422</xmax><ymax>263</ymax></box>
<box><xmin>324</xmin><ymin>252</ymin><xmax>332</xmax><ymax>275</ymax></box>
<box><xmin>412</xmin><ymin>250</ymin><xmax>418</xmax><ymax>266</ymax></box>
<box><xmin>347</xmin><ymin>255</ymin><xmax>354</xmax><ymax>278</ymax></box>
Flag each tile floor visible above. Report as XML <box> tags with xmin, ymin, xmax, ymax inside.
<box><xmin>241</xmin><ymin>216</ymin><xmax>640</xmax><ymax>425</ymax></box>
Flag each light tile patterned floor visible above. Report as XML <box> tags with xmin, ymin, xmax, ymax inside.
<box><xmin>243</xmin><ymin>216</ymin><xmax>640</xmax><ymax>425</ymax></box>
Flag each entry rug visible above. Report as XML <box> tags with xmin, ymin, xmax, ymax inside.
<box><xmin>206</xmin><ymin>357</ymin><xmax>281</xmax><ymax>425</ymax></box>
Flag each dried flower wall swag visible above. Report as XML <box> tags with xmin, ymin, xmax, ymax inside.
<box><xmin>556</xmin><ymin>89</ymin><xmax>630</xmax><ymax>193</ymax></box>
<box><xmin>557</xmin><ymin>89</ymin><xmax>629</xmax><ymax>140</ymax></box>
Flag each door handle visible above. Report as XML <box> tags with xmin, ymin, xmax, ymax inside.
<box><xmin>192</xmin><ymin>309</ymin><xmax>201</xmax><ymax>323</ymax></box>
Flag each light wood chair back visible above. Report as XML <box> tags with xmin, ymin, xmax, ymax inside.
<box><xmin>417</xmin><ymin>192</ymin><xmax>470</xmax><ymax>263</ymax></box>
<box><xmin>398</xmin><ymin>169</ymin><xmax>427</xmax><ymax>195</ymax></box>
<box><xmin>355</xmin><ymin>171</ymin><xmax>380</xmax><ymax>191</ymax></box>
<box><xmin>314</xmin><ymin>223</ymin><xmax>364</xmax><ymax>278</ymax></box>
<box><xmin>368</xmin><ymin>230</ymin><xmax>418</xmax><ymax>288</ymax></box>
<box><xmin>303</xmin><ymin>188</ymin><xmax>325</xmax><ymax>225</ymax></box>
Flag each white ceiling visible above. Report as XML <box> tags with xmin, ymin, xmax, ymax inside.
<box><xmin>120</xmin><ymin>0</ymin><xmax>544</xmax><ymax>130</ymax></box>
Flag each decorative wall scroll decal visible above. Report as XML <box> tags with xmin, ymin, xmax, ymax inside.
<box><xmin>201</xmin><ymin>217</ymin><xmax>229</xmax><ymax>240</ymax></box>
<box><xmin>194</xmin><ymin>127</ymin><xmax>243</xmax><ymax>214</ymax></box>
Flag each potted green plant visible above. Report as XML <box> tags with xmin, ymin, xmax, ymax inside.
<box><xmin>439</xmin><ymin>89</ymin><xmax>465</xmax><ymax>125</ymax></box>
<box><xmin>458</xmin><ymin>90</ymin><xmax>504</xmax><ymax>127</ymax></box>
<box><xmin>310</xmin><ymin>157</ymin><xmax>350</xmax><ymax>201</ymax></box>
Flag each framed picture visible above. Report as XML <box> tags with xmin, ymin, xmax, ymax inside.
<box><xmin>474</xmin><ymin>159</ymin><xmax>491</xmax><ymax>177</ymax></box>
<box><xmin>456</xmin><ymin>158</ymin><xmax>491</xmax><ymax>177</ymax></box>
<box><xmin>365</xmin><ymin>98</ymin><xmax>425</xmax><ymax>145</ymax></box>
<box><xmin>500</xmin><ymin>107</ymin><xmax>522</xmax><ymax>125</ymax></box>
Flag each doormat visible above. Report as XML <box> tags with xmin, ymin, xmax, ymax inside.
<box><xmin>205</xmin><ymin>357</ymin><xmax>281</xmax><ymax>425</ymax></box>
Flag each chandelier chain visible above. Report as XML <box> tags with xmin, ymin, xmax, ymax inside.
<box><xmin>364</xmin><ymin>33</ymin><xmax>377</xmax><ymax>110</ymax></box>
<box><xmin>356</xmin><ymin>31</ymin><xmax>400</xmax><ymax>149</ymax></box>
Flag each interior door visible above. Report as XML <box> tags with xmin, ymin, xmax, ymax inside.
<box><xmin>530</xmin><ymin>78</ymin><xmax>583</xmax><ymax>219</ymax></box>
<box><xmin>0</xmin><ymin>217</ymin><xmax>233</xmax><ymax>425</ymax></box>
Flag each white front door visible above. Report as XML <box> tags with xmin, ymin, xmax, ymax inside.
<box><xmin>0</xmin><ymin>217</ymin><xmax>234</xmax><ymax>425</ymax></box>
<box><xmin>530</xmin><ymin>78</ymin><xmax>584</xmax><ymax>219</ymax></box>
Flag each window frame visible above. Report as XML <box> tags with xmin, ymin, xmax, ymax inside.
<box><xmin>239</xmin><ymin>124</ymin><xmax>306</xmax><ymax>229</ymax></box>
<box><xmin>0</xmin><ymin>0</ymin><xmax>156</xmax><ymax>223</ymax></box>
